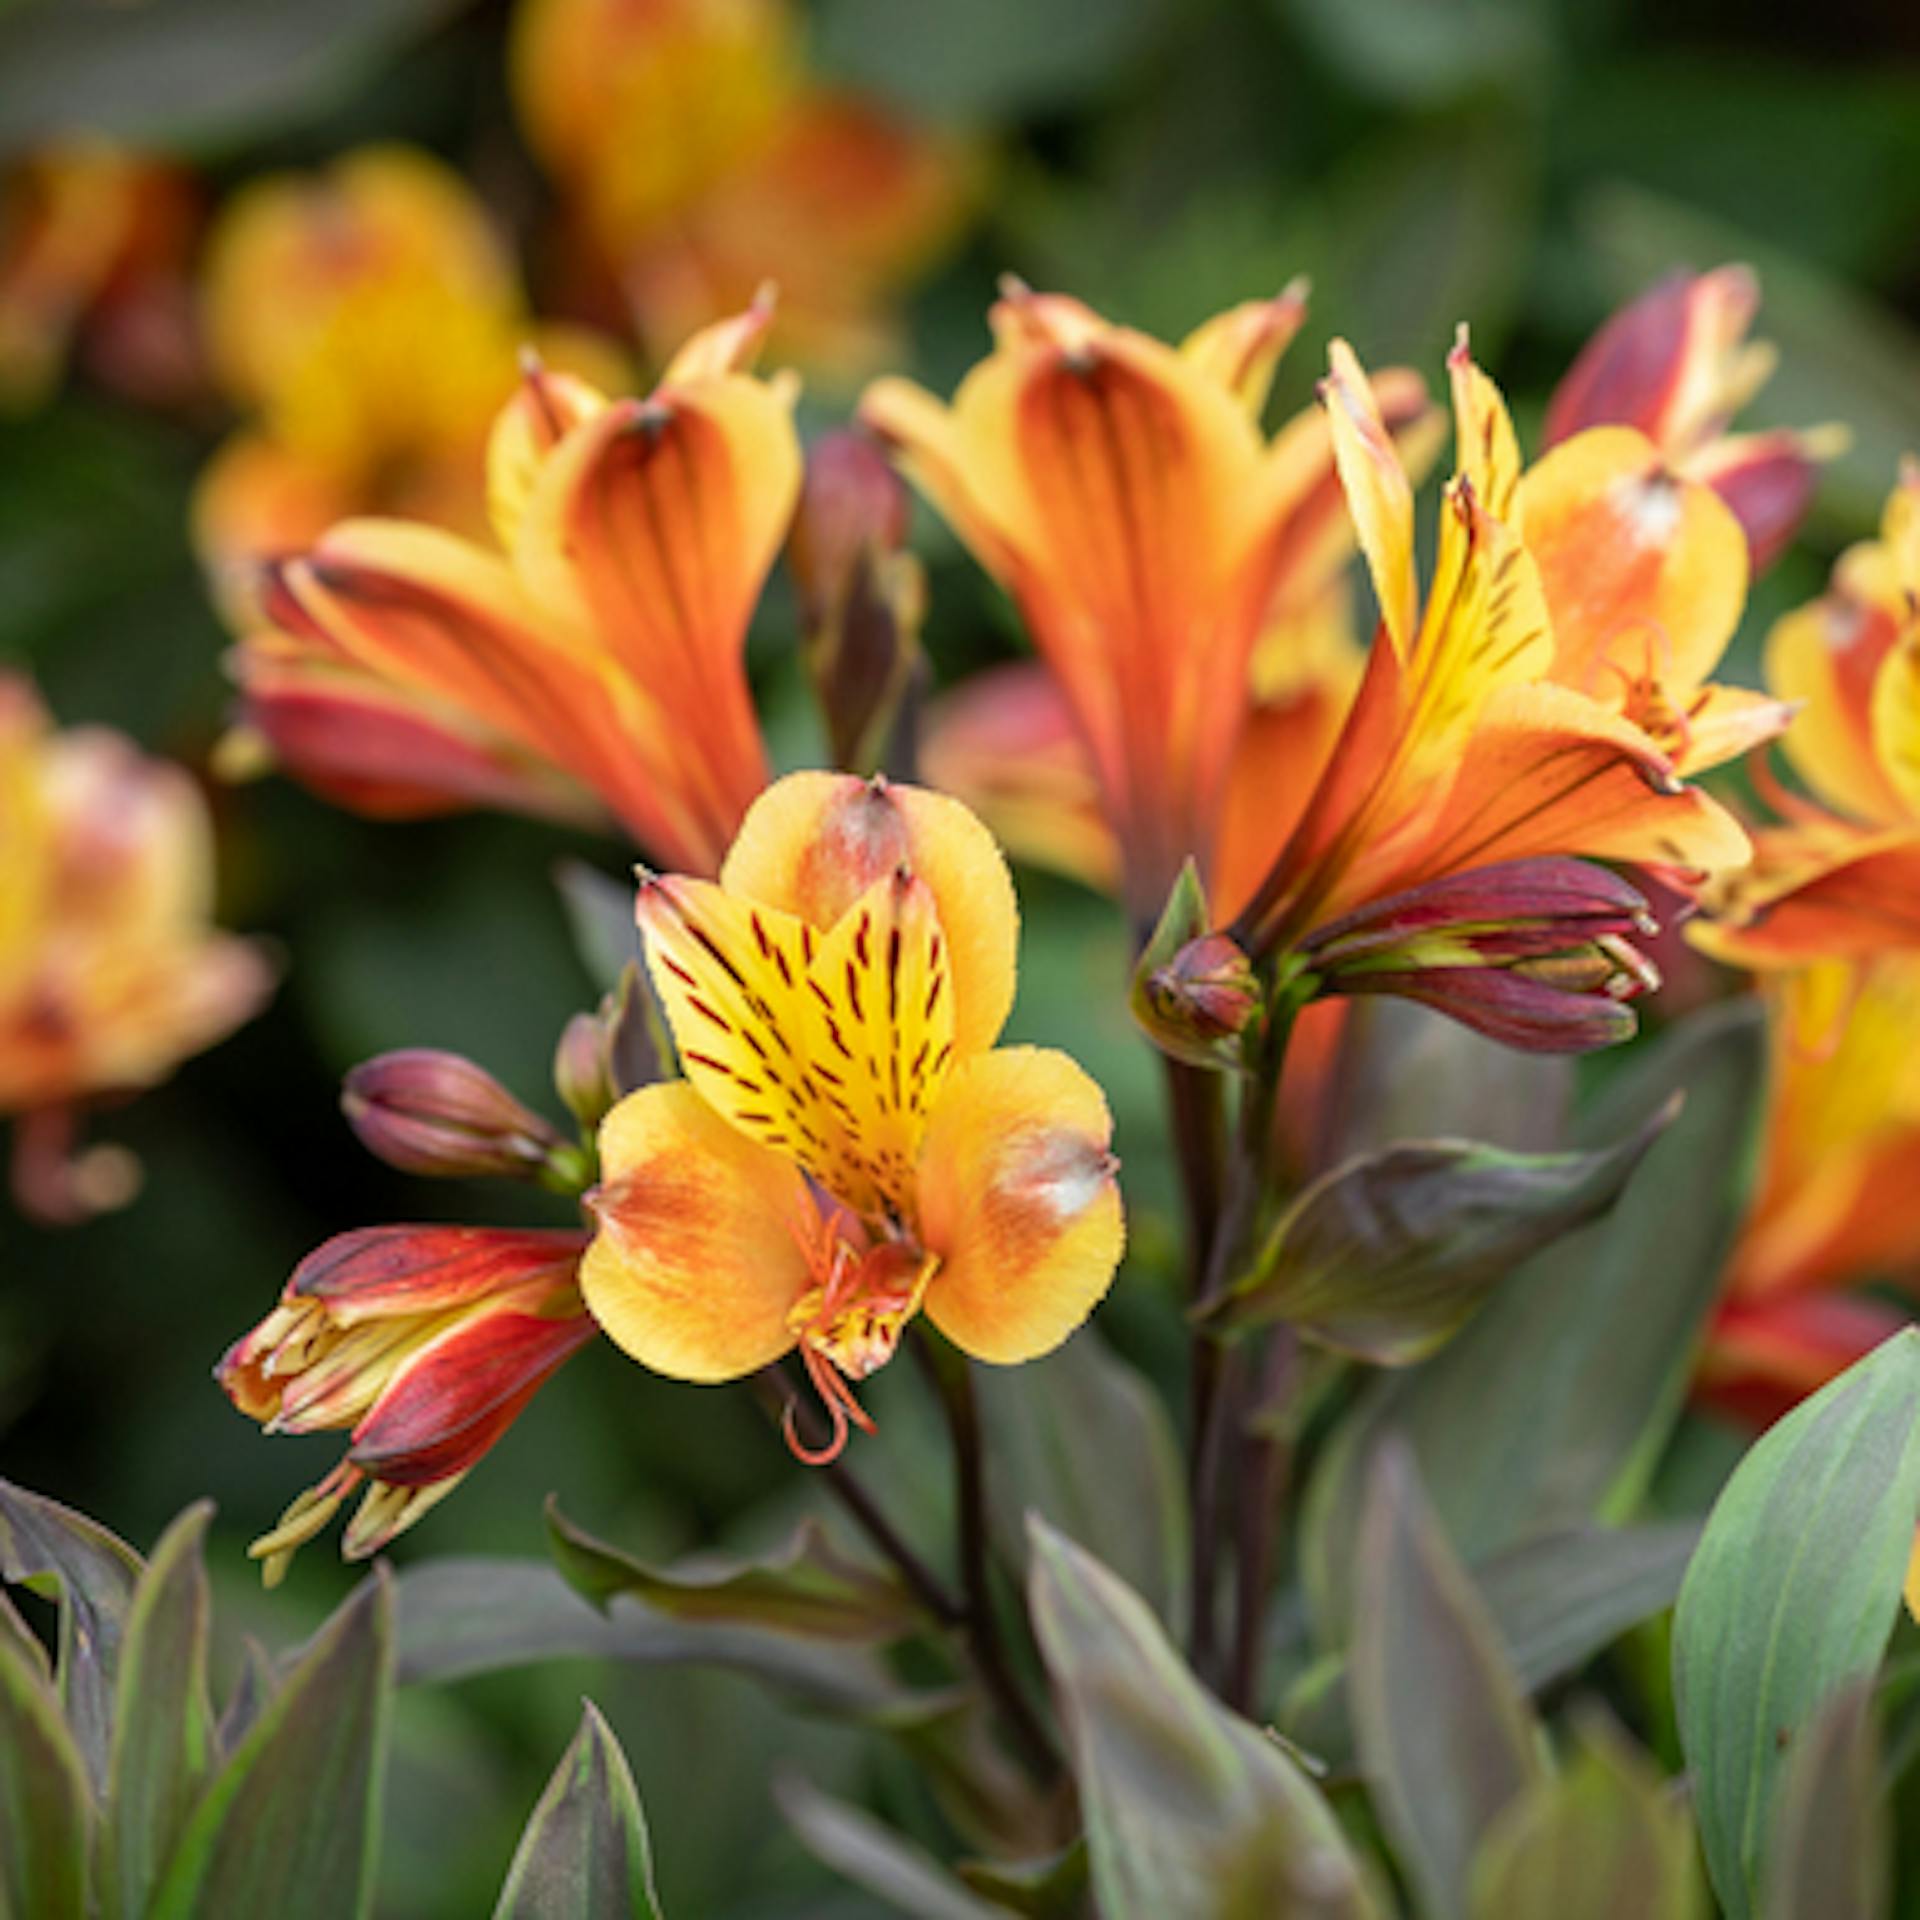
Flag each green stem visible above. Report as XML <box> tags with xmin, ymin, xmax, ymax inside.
<box><xmin>1226</xmin><ymin>1327</ymin><xmax>1299</xmax><ymax>1715</ymax></box>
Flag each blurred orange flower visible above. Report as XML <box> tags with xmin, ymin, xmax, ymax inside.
<box><xmin>220</xmin><ymin>1224</ymin><xmax>595</xmax><ymax>1581</ymax></box>
<box><xmin>582</xmin><ymin>772</ymin><xmax>1124</xmax><ymax>1457</ymax></box>
<box><xmin>0</xmin><ymin>143</ymin><xmax>202</xmax><ymax>412</ymax></box>
<box><xmin>0</xmin><ymin>678</ymin><xmax>272</xmax><ymax>1222</ymax></box>
<box><xmin>193</xmin><ymin>145</ymin><xmax>624</xmax><ymax>591</ymax></box>
<box><xmin>223</xmin><ymin>298</ymin><xmax>799</xmax><ymax>872</ymax></box>
<box><xmin>512</xmin><ymin>0</ymin><xmax>978</xmax><ymax>376</ymax></box>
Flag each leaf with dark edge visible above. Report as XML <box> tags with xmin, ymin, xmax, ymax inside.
<box><xmin>546</xmin><ymin>1500</ymin><xmax>915</xmax><ymax>1642</ymax></box>
<box><xmin>393</xmin><ymin>1556</ymin><xmax>915</xmax><ymax>1716</ymax></box>
<box><xmin>493</xmin><ymin>1701</ymin><xmax>663</xmax><ymax>1920</ymax></box>
<box><xmin>1301</xmin><ymin>1001</ymin><xmax>1765</xmax><ymax>1632</ymax></box>
<box><xmin>1673</xmin><ymin>1328</ymin><xmax>1920</xmax><ymax>1920</ymax></box>
<box><xmin>1763</xmin><ymin>1678</ymin><xmax>1887</xmax><ymax>1920</ymax></box>
<box><xmin>0</xmin><ymin>1477</ymin><xmax>143</xmax><ymax>1794</ymax></box>
<box><xmin>1467</xmin><ymin>1709</ymin><xmax>1699</xmax><ymax>1920</ymax></box>
<box><xmin>103</xmin><ymin>1501</ymin><xmax>216</xmax><ymax>1920</ymax></box>
<box><xmin>777</xmin><ymin>1774</ymin><xmax>1003</xmax><ymax>1920</ymax></box>
<box><xmin>1350</xmin><ymin>1445</ymin><xmax>1543</xmax><ymax>1920</ymax></box>
<box><xmin>0</xmin><ymin>1631</ymin><xmax>90</xmax><ymax>1920</ymax></box>
<box><xmin>146</xmin><ymin>1567</ymin><xmax>392</xmax><ymax>1920</ymax></box>
<box><xmin>1028</xmin><ymin>1516</ymin><xmax>1378</xmax><ymax>1919</ymax></box>
<box><xmin>1212</xmin><ymin>1101</ymin><xmax>1675</xmax><ymax>1362</ymax></box>
<box><xmin>0</xmin><ymin>1586</ymin><xmax>48</xmax><ymax>1684</ymax></box>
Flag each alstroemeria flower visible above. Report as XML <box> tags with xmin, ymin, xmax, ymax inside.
<box><xmin>1693</xmin><ymin>465</ymin><xmax>1920</xmax><ymax>968</ymax></box>
<box><xmin>581</xmin><ymin>772</ymin><xmax>1124</xmax><ymax>1458</ymax></box>
<box><xmin>1546</xmin><ymin>265</ymin><xmax>1842</xmax><ymax>572</ymax></box>
<box><xmin>511</xmin><ymin>0</ymin><xmax>977</xmax><ymax>375</ymax></box>
<box><xmin>863</xmin><ymin>281</ymin><xmax>1442</xmax><ymax>923</ymax></box>
<box><xmin>1229</xmin><ymin>336</ymin><xmax>1750</xmax><ymax>977</ymax></box>
<box><xmin>219</xmin><ymin>1225</ymin><xmax>595</xmax><ymax>1582</ymax></box>
<box><xmin>1</xmin><ymin>677</ymin><xmax>272</xmax><ymax>1222</ymax></box>
<box><xmin>224</xmin><ymin>297</ymin><xmax>799</xmax><ymax>873</ymax></box>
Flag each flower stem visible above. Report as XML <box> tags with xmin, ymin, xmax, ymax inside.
<box><xmin>753</xmin><ymin>1366</ymin><xmax>962</xmax><ymax>1626</ymax></box>
<box><xmin>1225</xmin><ymin>1327</ymin><xmax>1299</xmax><ymax>1714</ymax></box>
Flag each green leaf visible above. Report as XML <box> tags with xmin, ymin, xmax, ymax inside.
<box><xmin>0</xmin><ymin>1632</ymin><xmax>90</xmax><ymax>1920</ymax></box>
<box><xmin>1467</xmin><ymin>1711</ymin><xmax>1699</xmax><ymax>1920</ymax></box>
<box><xmin>1212</xmin><ymin>1102</ymin><xmax>1674</xmax><ymax>1362</ymax></box>
<box><xmin>1027</xmin><ymin>1517</ymin><xmax>1377</xmax><ymax>1919</ymax></box>
<box><xmin>494</xmin><ymin>1701</ymin><xmax>664</xmax><ymax>1920</ymax></box>
<box><xmin>393</xmin><ymin>1555</ymin><xmax>915</xmax><ymax>1717</ymax></box>
<box><xmin>979</xmin><ymin>1327</ymin><xmax>1188</xmax><ymax>1625</ymax></box>
<box><xmin>215</xmin><ymin>1637</ymin><xmax>279</xmax><ymax>1760</ymax></box>
<box><xmin>1764</xmin><ymin>1679</ymin><xmax>1888</xmax><ymax>1920</ymax></box>
<box><xmin>955</xmin><ymin>1841</ymin><xmax>1091</xmax><ymax>1917</ymax></box>
<box><xmin>777</xmin><ymin>1775</ymin><xmax>1003</xmax><ymax>1920</ymax></box>
<box><xmin>103</xmin><ymin>1502</ymin><xmax>216</xmax><ymax>1920</ymax></box>
<box><xmin>1350</xmin><ymin>1446</ymin><xmax>1543</xmax><ymax>1920</ymax></box>
<box><xmin>1673</xmin><ymin>1328</ymin><xmax>1920</xmax><ymax>1920</ymax></box>
<box><xmin>1302</xmin><ymin>1002</ymin><xmax>1765</xmax><ymax>1629</ymax></box>
<box><xmin>147</xmin><ymin>1568</ymin><xmax>393</xmax><ymax>1920</ymax></box>
<box><xmin>0</xmin><ymin>0</ymin><xmax>463</xmax><ymax>154</ymax></box>
<box><xmin>0</xmin><ymin>1478</ymin><xmax>143</xmax><ymax>1794</ymax></box>
<box><xmin>545</xmin><ymin>1501</ymin><xmax>916</xmax><ymax>1642</ymax></box>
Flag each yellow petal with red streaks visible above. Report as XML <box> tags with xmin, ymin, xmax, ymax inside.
<box><xmin>719</xmin><ymin>769</ymin><xmax>1019</xmax><ymax>1057</ymax></box>
<box><xmin>1521</xmin><ymin>426</ymin><xmax>1748</xmax><ymax>700</ymax></box>
<box><xmin>1179</xmin><ymin>283</ymin><xmax>1308</xmax><ymax>418</ymax></box>
<box><xmin>1383</xmin><ymin>680</ymin><xmax>1751</xmax><ymax>891</ymax></box>
<box><xmin>1447</xmin><ymin>329</ymin><xmax>1523</xmax><ymax>523</ymax></box>
<box><xmin>582</xmin><ymin>1081</ymin><xmax>811</xmax><ymax>1381</ymax></box>
<box><xmin>918</xmin><ymin>1047</ymin><xmax>1123</xmax><ymax>1365</ymax></box>
<box><xmin>1322</xmin><ymin>338</ymin><xmax>1418</xmax><ymax>658</ymax></box>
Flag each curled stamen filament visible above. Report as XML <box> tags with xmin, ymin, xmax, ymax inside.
<box><xmin>784</xmin><ymin>1342</ymin><xmax>879</xmax><ymax>1465</ymax></box>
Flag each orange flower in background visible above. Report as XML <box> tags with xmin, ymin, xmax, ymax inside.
<box><xmin>0</xmin><ymin>677</ymin><xmax>272</xmax><ymax>1223</ymax></box>
<box><xmin>223</xmin><ymin>297</ymin><xmax>799</xmax><ymax>872</ymax></box>
<box><xmin>1229</xmin><ymin>335</ymin><xmax>1752</xmax><ymax>966</ymax></box>
<box><xmin>582</xmin><ymin>772</ymin><xmax>1124</xmax><ymax>1458</ymax></box>
<box><xmin>512</xmin><ymin>0</ymin><xmax>977</xmax><ymax>376</ymax></box>
<box><xmin>1692</xmin><ymin>465</ymin><xmax>1920</xmax><ymax>969</ymax></box>
<box><xmin>0</xmin><ymin>144</ymin><xmax>202</xmax><ymax>412</ymax></box>
<box><xmin>193</xmin><ymin>145</ymin><xmax>624</xmax><ymax>589</ymax></box>
<box><xmin>219</xmin><ymin>1224</ymin><xmax>596</xmax><ymax>1582</ymax></box>
<box><xmin>1546</xmin><ymin>265</ymin><xmax>1843</xmax><ymax>572</ymax></box>
<box><xmin>863</xmin><ymin>282</ymin><xmax>1437</xmax><ymax>924</ymax></box>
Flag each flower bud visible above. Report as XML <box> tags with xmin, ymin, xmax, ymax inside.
<box><xmin>343</xmin><ymin>1048</ymin><xmax>575</xmax><ymax>1182</ymax></box>
<box><xmin>1300</xmin><ymin>857</ymin><xmax>1661</xmax><ymax>1055</ymax></box>
<box><xmin>787</xmin><ymin>429</ymin><xmax>923</xmax><ymax>772</ymax></box>
<box><xmin>552</xmin><ymin>963</ymin><xmax>666</xmax><ymax>1132</ymax></box>
<box><xmin>1130</xmin><ymin>859</ymin><xmax>1263</xmax><ymax>1070</ymax></box>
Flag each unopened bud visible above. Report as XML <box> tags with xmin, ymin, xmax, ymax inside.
<box><xmin>343</xmin><ymin>1049</ymin><xmax>576</xmax><ymax>1183</ymax></box>
<box><xmin>1130</xmin><ymin>860</ymin><xmax>1263</xmax><ymax>1070</ymax></box>
<box><xmin>552</xmin><ymin>963</ymin><xmax>666</xmax><ymax>1131</ymax></box>
<box><xmin>788</xmin><ymin>430</ymin><xmax>923</xmax><ymax>773</ymax></box>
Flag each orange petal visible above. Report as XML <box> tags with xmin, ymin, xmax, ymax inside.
<box><xmin>1521</xmin><ymin>425</ymin><xmax>1749</xmax><ymax>700</ymax></box>
<box><xmin>1375</xmin><ymin>680</ymin><xmax>1751</xmax><ymax>896</ymax></box>
<box><xmin>485</xmin><ymin>354</ymin><xmax>608</xmax><ymax>553</ymax></box>
<box><xmin>1179</xmin><ymin>282</ymin><xmax>1309</xmax><ymax>417</ymax></box>
<box><xmin>582</xmin><ymin>1080</ymin><xmax>811</xmax><ymax>1382</ymax></box>
<box><xmin>1659</xmin><ymin>681</ymin><xmax>1796</xmax><ymax>778</ymax></box>
<box><xmin>1871</xmin><ymin>627</ymin><xmax>1920</xmax><ymax>817</ymax></box>
<box><xmin>858</xmin><ymin>376</ymin><xmax>1021</xmax><ymax>581</ymax></box>
<box><xmin>1691</xmin><ymin>827</ymin><xmax>1920</xmax><ymax>967</ymax></box>
<box><xmin>918</xmin><ymin>1047</ymin><xmax>1124</xmax><ymax>1365</ymax></box>
<box><xmin>718</xmin><ymin>769</ymin><xmax>1019</xmax><ymax>1057</ymax></box>
<box><xmin>1321</xmin><ymin>338</ymin><xmax>1419</xmax><ymax>658</ymax></box>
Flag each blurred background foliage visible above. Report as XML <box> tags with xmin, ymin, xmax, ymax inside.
<box><xmin>1</xmin><ymin>0</ymin><xmax>1918</xmax><ymax>1911</ymax></box>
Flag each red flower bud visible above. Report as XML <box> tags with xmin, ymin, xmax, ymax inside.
<box><xmin>1142</xmin><ymin>933</ymin><xmax>1261</xmax><ymax>1046</ymax></box>
<box><xmin>552</xmin><ymin>964</ymin><xmax>667</xmax><ymax>1131</ymax></box>
<box><xmin>342</xmin><ymin>1049</ymin><xmax>576</xmax><ymax>1183</ymax></box>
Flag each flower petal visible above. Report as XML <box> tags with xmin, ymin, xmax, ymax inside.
<box><xmin>582</xmin><ymin>1081</ymin><xmax>811</xmax><ymax>1380</ymax></box>
<box><xmin>1321</xmin><ymin>338</ymin><xmax>1419</xmax><ymax>658</ymax></box>
<box><xmin>1179</xmin><ymin>282</ymin><xmax>1308</xmax><ymax>417</ymax></box>
<box><xmin>918</xmin><ymin>1046</ymin><xmax>1123</xmax><ymax>1365</ymax></box>
<box><xmin>718</xmin><ymin>769</ymin><xmax>1019</xmax><ymax>1056</ymax></box>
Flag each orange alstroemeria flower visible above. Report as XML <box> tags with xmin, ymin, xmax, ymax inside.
<box><xmin>0</xmin><ymin>678</ymin><xmax>272</xmax><ymax>1222</ymax></box>
<box><xmin>219</xmin><ymin>1224</ymin><xmax>596</xmax><ymax>1581</ymax></box>
<box><xmin>194</xmin><ymin>145</ymin><xmax>625</xmax><ymax>587</ymax></box>
<box><xmin>863</xmin><ymin>282</ymin><xmax>1442</xmax><ymax>925</ymax></box>
<box><xmin>581</xmin><ymin>771</ymin><xmax>1125</xmax><ymax>1457</ymax></box>
<box><xmin>1692</xmin><ymin>465</ymin><xmax>1920</xmax><ymax>968</ymax></box>
<box><xmin>511</xmin><ymin>0</ymin><xmax>977</xmax><ymax>376</ymax></box>
<box><xmin>0</xmin><ymin>143</ymin><xmax>201</xmax><ymax>413</ymax></box>
<box><xmin>224</xmin><ymin>297</ymin><xmax>799</xmax><ymax>873</ymax></box>
<box><xmin>1545</xmin><ymin>265</ymin><xmax>1842</xmax><ymax>574</ymax></box>
<box><xmin>1230</xmin><ymin>335</ymin><xmax>1752</xmax><ymax>969</ymax></box>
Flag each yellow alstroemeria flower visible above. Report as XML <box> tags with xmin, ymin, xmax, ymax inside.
<box><xmin>193</xmin><ymin>144</ymin><xmax>624</xmax><ymax>586</ymax></box>
<box><xmin>581</xmin><ymin>771</ymin><xmax>1125</xmax><ymax>1457</ymax></box>
<box><xmin>0</xmin><ymin>677</ymin><xmax>272</xmax><ymax>1220</ymax></box>
<box><xmin>225</xmin><ymin>296</ymin><xmax>799</xmax><ymax>874</ymax></box>
<box><xmin>1693</xmin><ymin>464</ymin><xmax>1920</xmax><ymax>968</ymax></box>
